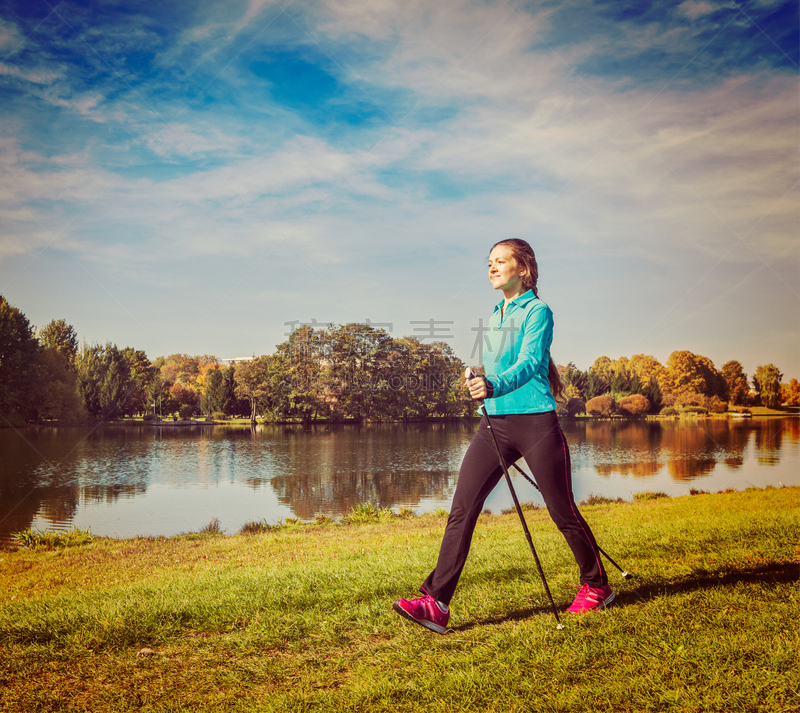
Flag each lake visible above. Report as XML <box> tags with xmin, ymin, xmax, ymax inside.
<box><xmin>1</xmin><ymin>417</ymin><xmax>797</xmax><ymax>544</ymax></box>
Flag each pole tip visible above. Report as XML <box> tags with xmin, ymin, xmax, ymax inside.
<box><xmin>622</xmin><ymin>571</ymin><xmax>632</xmax><ymax>579</ymax></box>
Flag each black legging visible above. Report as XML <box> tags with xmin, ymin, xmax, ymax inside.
<box><xmin>422</xmin><ymin>411</ymin><xmax>607</xmax><ymax>605</ymax></box>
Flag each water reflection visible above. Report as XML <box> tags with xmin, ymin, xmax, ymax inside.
<box><xmin>561</xmin><ymin>418</ymin><xmax>795</xmax><ymax>482</ymax></box>
<box><xmin>0</xmin><ymin>418</ymin><xmax>797</xmax><ymax>542</ymax></box>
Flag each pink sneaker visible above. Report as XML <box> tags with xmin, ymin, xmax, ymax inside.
<box><xmin>393</xmin><ymin>594</ymin><xmax>450</xmax><ymax>634</ymax></box>
<box><xmin>567</xmin><ymin>583</ymin><xmax>616</xmax><ymax>613</ymax></box>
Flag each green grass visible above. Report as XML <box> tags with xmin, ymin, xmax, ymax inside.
<box><xmin>1</xmin><ymin>487</ymin><xmax>797</xmax><ymax>712</ymax></box>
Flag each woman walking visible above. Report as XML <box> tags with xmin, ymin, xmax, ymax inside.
<box><xmin>393</xmin><ymin>238</ymin><xmax>613</xmax><ymax>633</ymax></box>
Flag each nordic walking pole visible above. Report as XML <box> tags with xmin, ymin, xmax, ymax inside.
<box><xmin>466</xmin><ymin>369</ymin><xmax>565</xmax><ymax>630</ymax></box>
<box><xmin>508</xmin><ymin>461</ymin><xmax>632</xmax><ymax>579</ymax></box>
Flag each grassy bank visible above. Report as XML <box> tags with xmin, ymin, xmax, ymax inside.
<box><xmin>1</xmin><ymin>488</ymin><xmax>797</xmax><ymax>712</ymax></box>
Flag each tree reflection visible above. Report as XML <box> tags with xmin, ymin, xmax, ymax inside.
<box><xmin>562</xmin><ymin>418</ymin><xmax>796</xmax><ymax>484</ymax></box>
<box><xmin>264</xmin><ymin>423</ymin><xmax>469</xmax><ymax>519</ymax></box>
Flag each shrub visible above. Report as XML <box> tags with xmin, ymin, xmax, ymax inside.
<box><xmin>706</xmin><ymin>396</ymin><xmax>728</xmax><ymax>414</ymax></box>
<box><xmin>343</xmin><ymin>502</ymin><xmax>394</xmax><ymax>524</ymax></box>
<box><xmin>199</xmin><ymin>517</ymin><xmax>224</xmax><ymax>534</ymax></box>
<box><xmin>178</xmin><ymin>405</ymin><xmax>194</xmax><ymax>420</ymax></box>
<box><xmin>617</xmin><ymin>394</ymin><xmax>650</xmax><ymax>417</ymax></box>
<box><xmin>660</xmin><ymin>406</ymin><xmax>679</xmax><ymax>416</ymax></box>
<box><xmin>142</xmin><ymin>413</ymin><xmax>155</xmax><ymax>421</ymax></box>
<box><xmin>633</xmin><ymin>491</ymin><xmax>669</xmax><ymax>500</ymax></box>
<box><xmin>585</xmin><ymin>395</ymin><xmax>616</xmax><ymax>416</ymax></box>
<box><xmin>240</xmin><ymin>519</ymin><xmax>275</xmax><ymax>534</ymax></box>
<box><xmin>581</xmin><ymin>493</ymin><xmax>625</xmax><ymax>506</ymax></box>
<box><xmin>13</xmin><ymin>527</ymin><xmax>93</xmax><ymax>550</ymax></box>
<box><xmin>211</xmin><ymin>411</ymin><xmax>227</xmax><ymax>421</ymax></box>
<box><xmin>565</xmin><ymin>397</ymin><xmax>586</xmax><ymax>417</ymax></box>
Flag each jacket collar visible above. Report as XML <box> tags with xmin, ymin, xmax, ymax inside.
<box><xmin>492</xmin><ymin>289</ymin><xmax>537</xmax><ymax>314</ymax></box>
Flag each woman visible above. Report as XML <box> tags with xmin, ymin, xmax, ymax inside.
<box><xmin>393</xmin><ymin>238</ymin><xmax>613</xmax><ymax>634</ymax></box>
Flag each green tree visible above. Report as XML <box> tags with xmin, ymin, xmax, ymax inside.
<box><xmin>120</xmin><ymin>347</ymin><xmax>153</xmax><ymax>415</ymax></box>
<box><xmin>37</xmin><ymin>319</ymin><xmax>79</xmax><ymax>363</ymax></box>
<box><xmin>148</xmin><ymin>371</ymin><xmax>164</xmax><ymax>416</ymax></box>
<box><xmin>0</xmin><ymin>296</ymin><xmax>40</xmax><ymax>423</ymax></box>
<box><xmin>202</xmin><ymin>368</ymin><xmax>226</xmax><ymax>415</ymax></box>
<box><xmin>642</xmin><ymin>377</ymin><xmax>663</xmax><ymax>413</ymax></box>
<box><xmin>559</xmin><ymin>362</ymin><xmax>587</xmax><ymax>399</ymax></box>
<box><xmin>753</xmin><ymin>364</ymin><xmax>783</xmax><ymax>408</ymax></box>
<box><xmin>275</xmin><ymin>326</ymin><xmax>326</xmax><ymax>422</ymax></box>
<box><xmin>31</xmin><ymin>348</ymin><xmax>87</xmax><ymax>423</ymax></box>
<box><xmin>584</xmin><ymin>371</ymin><xmax>608</xmax><ymax>400</ymax></box>
<box><xmin>721</xmin><ymin>361</ymin><xmax>749</xmax><ymax>406</ymax></box>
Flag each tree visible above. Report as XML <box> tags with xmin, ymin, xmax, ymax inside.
<box><xmin>559</xmin><ymin>362</ymin><xmax>587</xmax><ymax>399</ymax></box>
<box><xmin>0</xmin><ymin>296</ymin><xmax>40</xmax><ymax>423</ymax></box>
<box><xmin>37</xmin><ymin>319</ymin><xmax>79</xmax><ymax>363</ymax></box>
<box><xmin>664</xmin><ymin>351</ymin><xmax>725</xmax><ymax>399</ymax></box>
<box><xmin>781</xmin><ymin>379</ymin><xmax>800</xmax><ymax>407</ymax></box>
<box><xmin>170</xmin><ymin>382</ymin><xmax>200</xmax><ymax>413</ymax></box>
<box><xmin>74</xmin><ymin>343</ymin><xmax>138</xmax><ymax>418</ymax></box>
<box><xmin>30</xmin><ymin>348</ymin><xmax>87</xmax><ymax>423</ymax></box>
<box><xmin>202</xmin><ymin>367</ymin><xmax>226</xmax><ymax>415</ymax></box>
<box><xmin>588</xmin><ymin>357</ymin><xmax>613</xmax><ymax>397</ymax></box>
<box><xmin>721</xmin><ymin>361</ymin><xmax>749</xmax><ymax>406</ymax></box>
<box><xmin>641</xmin><ymin>377</ymin><xmax>663</xmax><ymax>413</ymax></box>
<box><xmin>753</xmin><ymin>364</ymin><xmax>783</xmax><ymax>408</ymax></box>
<box><xmin>628</xmin><ymin>354</ymin><xmax>666</xmax><ymax>390</ymax></box>
<box><xmin>235</xmin><ymin>356</ymin><xmax>283</xmax><ymax>422</ymax></box>
<box><xmin>274</xmin><ymin>326</ymin><xmax>326</xmax><ymax>422</ymax></box>
<box><xmin>120</xmin><ymin>347</ymin><xmax>153</xmax><ymax>415</ymax></box>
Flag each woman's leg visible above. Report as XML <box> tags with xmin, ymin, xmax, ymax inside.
<box><xmin>515</xmin><ymin>412</ymin><xmax>607</xmax><ymax>587</ymax></box>
<box><xmin>421</xmin><ymin>417</ymin><xmax>517</xmax><ymax>605</ymax></box>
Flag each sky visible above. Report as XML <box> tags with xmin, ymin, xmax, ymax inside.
<box><xmin>0</xmin><ymin>0</ymin><xmax>798</xmax><ymax>381</ymax></box>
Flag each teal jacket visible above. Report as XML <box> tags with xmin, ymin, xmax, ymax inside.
<box><xmin>482</xmin><ymin>290</ymin><xmax>557</xmax><ymax>415</ymax></box>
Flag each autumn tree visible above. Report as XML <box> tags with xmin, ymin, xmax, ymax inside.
<box><xmin>664</xmin><ymin>351</ymin><xmax>725</xmax><ymax>399</ymax></box>
<box><xmin>721</xmin><ymin>360</ymin><xmax>749</xmax><ymax>405</ymax></box>
<box><xmin>781</xmin><ymin>379</ymin><xmax>800</xmax><ymax>407</ymax></box>
<box><xmin>753</xmin><ymin>364</ymin><xmax>783</xmax><ymax>408</ymax></box>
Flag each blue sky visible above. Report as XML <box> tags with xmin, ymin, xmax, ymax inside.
<box><xmin>1</xmin><ymin>0</ymin><xmax>798</xmax><ymax>380</ymax></box>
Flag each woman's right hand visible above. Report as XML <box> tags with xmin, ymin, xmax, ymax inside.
<box><xmin>465</xmin><ymin>369</ymin><xmax>488</xmax><ymax>401</ymax></box>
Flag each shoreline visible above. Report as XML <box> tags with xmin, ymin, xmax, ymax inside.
<box><xmin>4</xmin><ymin>407</ymin><xmax>798</xmax><ymax>429</ymax></box>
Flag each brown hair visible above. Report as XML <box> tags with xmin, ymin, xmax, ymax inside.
<box><xmin>490</xmin><ymin>238</ymin><xmax>564</xmax><ymax>402</ymax></box>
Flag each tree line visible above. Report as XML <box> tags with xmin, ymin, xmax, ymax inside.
<box><xmin>1</xmin><ymin>295</ymin><xmax>797</xmax><ymax>426</ymax></box>
<box><xmin>558</xmin><ymin>352</ymin><xmax>795</xmax><ymax>416</ymax></box>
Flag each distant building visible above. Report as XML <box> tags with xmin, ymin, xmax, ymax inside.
<box><xmin>223</xmin><ymin>357</ymin><xmax>256</xmax><ymax>366</ymax></box>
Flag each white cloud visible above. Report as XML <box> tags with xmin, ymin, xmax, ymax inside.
<box><xmin>0</xmin><ymin>61</ymin><xmax>62</xmax><ymax>85</ymax></box>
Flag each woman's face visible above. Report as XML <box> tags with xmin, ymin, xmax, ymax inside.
<box><xmin>488</xmin><ymin>244</ymin><xmax>527</xmax><ymax>295</ymax></box>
